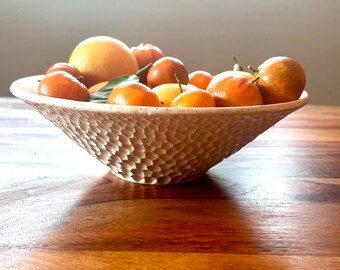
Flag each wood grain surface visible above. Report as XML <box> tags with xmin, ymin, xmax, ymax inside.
<box><xmin>0</xmin><ymin>98</ymin><xmax>339</xmax><ymax>269</ymax></box>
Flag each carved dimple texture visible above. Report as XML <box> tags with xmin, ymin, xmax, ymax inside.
<box><xmin>30</xmin><ymin>103</ymin><xmax>294</xmax><ymax>185</ymax></box>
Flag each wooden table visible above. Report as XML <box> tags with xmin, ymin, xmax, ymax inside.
<box><xmin>0</xmin><ymin>98</ymin><xmax>339</xmax><ymax>269</ymax></box>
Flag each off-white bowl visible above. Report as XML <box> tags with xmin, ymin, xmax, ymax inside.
<box><xmin>10</xmin><ymin>75</ymin><xmax>309</xmax><ymax>185</ymax></box>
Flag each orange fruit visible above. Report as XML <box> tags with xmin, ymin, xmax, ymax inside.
<box><xmin>130</xmin><ymin>43</ymin><xmax>164</xmax><ymax>85</ymax></box>
<box><xmin>107</xmin><ymin>82</ymin><xmax>160</xmax><ymax>106</ymax></box>
<box><xmin>188</xmin><ymin>71</ymin><xmax>213</xmax><ymax>90</ymax></box>
<box><xmin>153</xmin><ymin>83</ymin><xmax>197</xmax><ymax>106</ymax></box>
<box><xmin>206</xmin><ymin>75</ymin><xmax>263</xmax><ymax>107</ymax></box>
<box><xmin>147</xmin><ymin>57</ymin><xmax>189</xmax><ymax>88</ymax></box>
<box><xmin>208</xmin><ymin>70</ymin><xmax>254</xmax><ymax>88</ymax></box>
<box><xmin>170</xmin><ymin>89</ymin><xmax>216</xmax><ymax>107</ymax></box>
<box><xmin>88</xmin><ymin>81</ymin><xmax>109</xmax><ymax>94</ymax></box>
<box><xmin>69</xmin><ymin>36</ymin><xmax>138</xmax><ymax>87</ymax></box>
<box><xmin>256</xmin><ymin>56</ymin><xmax>306</xmax><ymax>104</ymax></box>
<box><xmin>45</xmin><ymin>62</ymin><xmax>82</xmax><ymax>79</ymax></box>
<box><xmin>37</xmin><ymin>71</ymin><xmax>89</xmax><ymax>101</ymax></box>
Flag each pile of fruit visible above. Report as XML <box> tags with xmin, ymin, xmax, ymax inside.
<box><xmin>38</xmin><ymin>36</ymin><xmax>306</xmax><ymax>107</ymax></box>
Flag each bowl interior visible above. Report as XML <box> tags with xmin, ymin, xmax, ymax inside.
<box><xmin>10</xmin><ymin>75</ymin><xmax>309</xmax><ymax>116</ymax></box>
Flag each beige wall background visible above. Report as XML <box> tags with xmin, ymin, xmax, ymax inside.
<box><xmin>1</xmin><ymin>0</ymin><xmax>339</xmax><ymax>105</ymax></box>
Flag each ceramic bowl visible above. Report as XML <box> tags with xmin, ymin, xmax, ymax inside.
<box><xmin>10</xmin><ymin>75</ymin><xmax>309</xmax><ymax>185</ymax></box>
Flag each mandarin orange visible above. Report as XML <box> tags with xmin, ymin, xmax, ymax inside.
<box><xmin>207</xmin><ymin>75</ymin><xmax>262</xmax><ymax>107</ymax></box>
<box><xmin>208</xmin><ymin>70</ymin><xmax>254</xmax><ymax>89</ymax></box>
<box><xmin>188</xmin><ymin>71</ymin><xmax>213</xmax><ymax>90</ymax></box>
<box><xmin>45</xmin><ymin>62</ymin><xmax>82</xmax><ymax>79</ymax></box>
<box><xmin>38</xmin><ymin>71</ymin><xmax>89</xmax><ymax>101</ymax></box>
<box><xmin>147</xmin><ymin>57</ymin><xmax>189</xmax><ymax>88</ymax></box>
<box><xmin>88</xmin><ymin>81</ymin><xmax>109</xmax><ymax>94</ymax></box>
<box><xmin>153</xmin><ymin>83</ymin><xmax>197</xmax><ymax>107</ymax></box>
<box><xmin>130</xmin><ymin>43</ymin><xmax>164</xmax><ymax>85</ymax></box>
<box><xmin>170</xmin><ymin>89</ymin><xmax>216</xmax><ymax>107</ymax></box>
<box><xmin>256</xmin><ymin>56</ymin><xmax>306</xmax><ymax>104</ymax></box>
<box><xmin>107</xmin><ymin>82</ymin><xmax>160</xmax><ymax>106</ymax></box>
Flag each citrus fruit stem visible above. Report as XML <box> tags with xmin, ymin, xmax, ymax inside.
<box><xmin>248</xmin><ymin>65</ymin><xmax>259</xmax><ymax>74</ymax></box>
<box><xmin>232</xmin><ymin>56</ymin><xmax>244</xmax><ymax>71</ymax></box>
<box><xmin>175</xmin><ymin>73</ymin><xmax>183</xmax><ymax>93</ymax></box>
<box><xmin>251</xmin><ymin>75</ymin><xmax>260</xmax><ymax>84</ymax></box>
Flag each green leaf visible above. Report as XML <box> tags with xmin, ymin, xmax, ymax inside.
<box><xmin>88</xmin><ymin>63</ymin><xmax>153</xmax><ymax>104</ymax></box>
<box><xmin>89</xmin><ymin>74</ymin><xmax>139</xmax><ymax>103</ymax></box>
<box><xmin>136</xmin><ymin>62</ymin><xmax>152</xmax><ymax>77</ymax></box>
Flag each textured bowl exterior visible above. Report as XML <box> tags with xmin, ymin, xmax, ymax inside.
<box><xmin>10</xmin><ymin>76</ymin><xmax>309</xmax><ymax>185</ymax></box>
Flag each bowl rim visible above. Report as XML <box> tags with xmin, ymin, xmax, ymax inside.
<box><xmin>10</xmin><ymin>75</ymin><xmax>309</xmax><ymax>116</ymax></box>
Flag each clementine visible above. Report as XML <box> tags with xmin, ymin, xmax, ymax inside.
<box><xmin>209</xmin><ymin>70</ymin><xmax>254</xmax><ymax>89</ymax></box>
<box><xmin>88</xmin><ymin>81</ymin><xmax>109</xmax><ymax>94</ymax></box>
<box><xmin>107</xmin><ymin>82</ymin><xmax>160</xmax><ymax>106</ymax></box>
<box><xmin>207</xmin><ymin>75</ymin><xmax>263</xmax><ymax>107</ymax></box>
<box><xmin>130</xmin><ymin>43</ymin><xmax>164</xmax><ymax>84</ymax></box>
<box><xmin>188</xmin><ymin>71</ymin><xmax>213</xmax><ymax>90</ymax></box>
<box><xmin>256</xmin><ymin>56</ymin><xmax>306</xmax><ymax>104</ymax></box>
<box><xmin>147</xmin><ymin>57</ymin><xmax>189</xmax><ymax>88</ymax></box>
<box><xmin>170</xmin><ymin>89</ymin><xmax>216</xmax><ymax>107</ymax></box>
<box><xmin>153</xmin><ymin>83</ymin><xmax>197</xmax><ymax>106</ymax></box>
<box><xmin>37</xmin><ymin>71</ymin><xmax>89</xmax><ymax>101</ymax></box>
<box><xmin>45</xmin><ymin>62</ymin><xmax>83</xmax><ymax>81</ymax></box>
